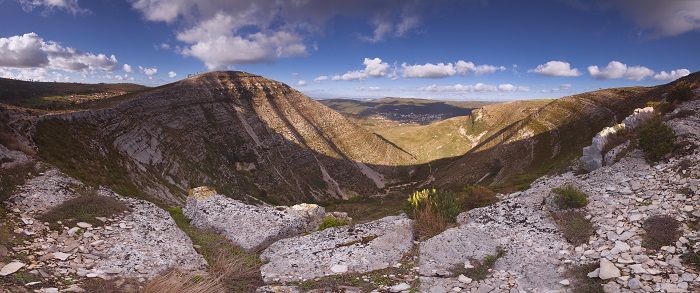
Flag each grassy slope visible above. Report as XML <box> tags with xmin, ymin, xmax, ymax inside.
<box><xmin>375</xmin><ymin>100</ymin><xmax>552</xmax><ymax>162</ymax></box>
<box><xmin>434</xmin><ymin>73</ymin><xmax>700</xmax><ymax>192</ymax></box>
<box><xmin>0</xmin><ymin>77</ymin><xmax>148</xmax><ymax>110</ymax></box>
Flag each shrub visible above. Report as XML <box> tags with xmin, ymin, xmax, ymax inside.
<box><xmin>551</xmin><ymin>211</ymin><xmax>595</xmax><ymax>246</ymax></box>
<box><xmin>682</xmin><ymin>251</ymin><xmax>700</xmax><ymax>270</ymax></box>
<box><xmin>552</xmin><ymin>186</ymin><xmax>588</xmax><ymax>209</ymax></box>
<box><xmin>38</xmin><ymin>192</ymin><xmax>130</xmax><ymax>227</ymax></box>
<box><xmin>567</xmin><ymin>263</ymin><xmax>604</xmax><ymax>293</ymax></box>
<box><xmin>668</xmin><ymin>85</ymin><xmax>695</xmax><ymax>103</ymax></box>
<box><xmin>458</xmin><ymin>185</ymin><xmax>498</xmax><ymax>211</ymax></box>
<box><xmin>642</xmin><ymin>215</ymin><xmax>681</xmax><ymax>250</ymax></box>
<box><xmin>404</xmin><ymin>188</ymin><xmax>460</xmax><ymax>221</ymax></box>
<box><xmin>450</xmin><ymin>247</ymin><xmax>506</xmax><ymax>281</ymax></box>
<box><xmin>638</xmin><ymin>118</ymin><xmax>676</xmax><ymax>162</ymax></box>
<box><xmin>646</xmin><ymin>100</ymin><xmax>673</xmax><ymax>114</ymax></box>
<box><xmin>404</xmin><ymin>189</ymin><xmax>459</xmax><ymax>240</ymax></box>
<box><xmin>318</xmin><ymin>216</ymin><xmax>350</xmax><ymax>231</ymax></box>
<box><xmin>412</xmin><ymin>203</ymin><xmax>448</xmax><ymax>240</ymax></box>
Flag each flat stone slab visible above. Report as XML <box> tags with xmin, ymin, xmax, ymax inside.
<box><xmin>260</xmin><ymin>215</ymin><xmax>413</xmax><ymax>283</ymax></box>
<box><xmin>419</xmin><ymin>179</ymin><xmax>570</xmax><ymax>292</ymax></box>
<box><xmin>184</xmin><ymin>193</ymin><xmax>325</xmax><ymax>251</ymax></box>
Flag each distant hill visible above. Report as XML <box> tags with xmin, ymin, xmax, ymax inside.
<box><xmin>320</xmin><ymin>97</ymin><xmax>493</xmax><ymax>124</ymax></box>
<box><xmin>0</xmin><ymin>78</ymin><xmax>148</xmax><ymax>110</ymax></box>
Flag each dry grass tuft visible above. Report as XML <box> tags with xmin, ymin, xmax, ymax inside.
<box><xmin>458</xmin><ymin>185</ymin><xmax>498</xmax><ymax>211</ymax></box>
<box><xmin>642</xmin><ymin>215</ymin><xmax>681</xmax><ymax>251</ymax></box>
<box><xmin>142</xmin><ymin>270</ymin><xmax>224</xmax><ymax>293</ymax></box>
<box><xmin>551</xmin><ymin>211</ymin><xmax>595</xmax><ymax>246</ymax></box>
<box><xmin>413</xmin><ymin>203</ymin><xmax>449</xmax><ymax>241</ymax></box>
<box><xmin>552</xmin><ymin>185</ymin><xmax>588</xmax><ymax>209</ymax></box>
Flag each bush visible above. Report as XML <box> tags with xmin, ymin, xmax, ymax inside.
<box><xmin>552</xmin><ymin>186</ymin><xmax>588</xmax><ymax>209</ymax></box>
<box><xmin>638</xmin><ymin>118</ymin><xmax>676</xmax><ymax>162</ymax></box>
<box><xmin>642</xmin><ymin>215</ymin><xmax>681</xmax><ymax>250</ymax></box>
<box><xmin>646</xmin><ymin>100</ymin><xmax>673</xmax><ymax>114</ymax></box>
<box><xmin>682</xmin><ymin>251</ymin><xmax>700</xmax><ymax>270</ymax></box>
<box><xmin>38</xmin><ymin>192</ymin><xmax>130</xmax><ymax>227</ymax></box>
<box><xmin>458</xmin><ymin>185</ymin><xmax>498</xmax><ymax>211</ymax></box>
<box><xmin>668</xmin><ymin>85</ymin><xmax>695</xmax><ymax>102</ymax></box>
<box><xmin>318</xmin><ymin>216</ymin><xmax>349</xmax><ymax>231</ymax></box>
<box><xmin>551</xmin><ymin>211</ymin><xmax>595</xmax><ymax>246</ymax></box>
<box><xmin>404</xmin><ymin>189</ymin><xmax>459</xmax><ymax>240</ymax></box>
<box><xmin>404</xmin><ymin>189</ymin><xmax>460</xmax><ymax>221</ymax></box>
<box><xmin>567</xmin><ymin>263</ymin><xmax>604</xmax><ymax>293</ymax></box>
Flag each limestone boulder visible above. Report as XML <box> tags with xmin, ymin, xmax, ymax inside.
<box><xmin>260</xmin><ymin>215</ymin><xmax>413</xmax><ymax>283</ymax></box>
<box><xmin>184</xmin><ymin>192</ymin><xmax>325</xmax><ymax>251</ymax></box>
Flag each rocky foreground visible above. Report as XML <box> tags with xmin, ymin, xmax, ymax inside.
<box><xmin>1</xmin><ymin>99</ymin><xmax>699</xmax><ymax>292</ymax></box>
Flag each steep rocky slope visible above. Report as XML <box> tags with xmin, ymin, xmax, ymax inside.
<box><xmin>433</xmin><ymin>72</ymin><xmax>700</xmax><ymax>190</ymax></box>
<box><xmin>33</xmin><ymin>71</ymin><xmax>417</xmax><ymax>205</ymax></box>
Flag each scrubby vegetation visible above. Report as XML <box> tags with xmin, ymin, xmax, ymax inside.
<box><xmin>642</xmin><ymin>215</ymin><xmax>681</xmax><ymax>251</ymax></box>
<box><xmin>404</xmin><ymin>186</ymin><xmax>500</xmax><ymax>240</ymax></box>
<box><xmin>168</xmin><ymin>207</ymin><xmax>262</xmax><ymax>292</ymax></box>
<box><xmin>450</xmin><ymin>247</ymin><xmax>506</xmax><ymax>281</ymax></box>
<box><xmin>567</xmin><ymin>262</ymin><xmax>604</xmax><ymax>293</ymax></box>
<box><xmin>551</xmin><ymin>211</ymin><xmax>595</xmax><ymax>245</ymax></box>
<box><xmin>0</xmin><ymin>161</ymin><xmax>37</xmax><ymax>202</ymax></box>
<box><xmin>668</xmin><ymin>85</ymin><xmax>695</xmax><ymax>103</ymax></box>
<box><xmin>458</xmin><ymin>185</ymin><xmax>499</xmax><ymax>211</ymax></box>
<box><xmin>404</xmin><ymin>189</ymin><xmax>459</xmax><ymax>240</ymax></box>
<box><xmin>682</xmin><ymin>250</ymin><xmax>700</xmax><ymax>270</ymax></box>
<box><xmin>318</xmin><ymin>216</ymin><xmax>350</xmax><ymax>231</ymax></box>
<box><xmin>638</xmin><ymin>118</ymin><xmax>676</xmax><ymax>162</ymax></box>
<box><xmin>38</xmin><ymin>191</ymin><xmax>130</xmax><ymax>227</ymax></box>
<box><xmin>552</xmin><ymin>185</ymin><xmax>588</xmax><ymax>209</ymax></box>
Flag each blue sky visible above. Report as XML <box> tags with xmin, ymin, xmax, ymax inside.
<box><xmin>0</xmin><ymin>0</ymin><xmax>698</xmax><ymax>101</ymax></box>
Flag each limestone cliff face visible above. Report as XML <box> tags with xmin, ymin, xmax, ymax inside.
<box><xmin>35</xmin><ymin>71</ymin><xmax>417</xmax><ymax>204</ymax></box>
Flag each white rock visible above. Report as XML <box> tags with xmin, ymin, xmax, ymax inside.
<box><xmin>389</xmin><ymin>283</ymin><xmax>411</xmax><ymax>292</ymax></box>
<box><xmin>52</xmin><ymin>252</ymin><xmax>72</xmax><ymax>261</ymax></box>
<box><xmin>330</xmin><ymin>264</ymin><xmax>348</xmax><ymax>273</ymax></box>
<box><xmin>598</xmin><ymin>259</ymin><xmax>621</xmax><ymax>279</ymax></box>
<box><xmin>76</xmin><ymin>222</ymin><xmax>92</xmax><ymax>228</ymax></box>
<box><xmin>559</xmin><ymin>279</ymin><xmax>570</xmax><ymax>286</ymax></box>
<box><xmin>458</xmin><ymin>274</ymin><xmax>472</xmax><ymax>284</ymax></box>
<box><xmin>0</xmin><ymin>262</ymin><xmax>25</xmax><ymax>276</ymax></box>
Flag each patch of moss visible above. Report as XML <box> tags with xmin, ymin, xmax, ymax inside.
<box><xmin>318</xmin><ymin>216</ymin><xmax>350</xmax><ymax>231</ymax></box>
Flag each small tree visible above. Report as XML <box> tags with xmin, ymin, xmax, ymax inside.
<box><xmin>638</xmin><ymin>118</ymin><xmax>675</xmax><ymax>162</ymax></box>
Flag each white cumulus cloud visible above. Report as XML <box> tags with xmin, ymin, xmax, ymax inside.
<box><xmin>168</xmin><ymin>71</ymin><xmax>177</xmax><ymax>78</ymax></box>
<box><xmin>0</xmin><ymin>32</ymin><xmax>117</xmax><ymax>73</ymax></box>
<box><xmin>123</xmin><ymin>64</ymin><xmax>132</xmax><ymax>72</ymax></box>
<box><xmin>587</xmin><ymin>61</ymin><xmax>654</xmax><ymax>81</ymax></box>
<box><xmin>314</xmin><ymin>75</ymin><xmax>329</xmax><ymax>82</ymax></box>
<box><xmin>297</xmin><ymin>80</ymin><xmax>307</xmax><ymax>86</ymax></box>
<box><xmin>418</xmin><ymin>83</ymin><xmax>529</xmax><ymax>93</ymax></box>
<box><xmin>455</xmin><ymin>61</ymin><xmax>506</xmax><ymax>76</ymax></box>
<box><xmin>652</xmin><ymin>69</ymin><xmax>690</xmax><ymax>81</ymax></box>
<box><xmin>332</xmin><ymin>57</ymin><xmax>389</xmax><ymax>81</ymax></box>
<box><xmin>402</xmin><ymin>62</ymin><xmax>456</xmax><ymax>78</ymax></box>
<box><xmin>530</xmin><ymin>61</ymin><xmax>581</xmax><ymax>77</ymax></box>
<box><xmin>140</xmin><ymin>66</ymin><xmax>158</xmax><ymax>79</ymax></box>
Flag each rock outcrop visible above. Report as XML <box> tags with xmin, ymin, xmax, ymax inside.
<box><xmin>4</xmin><ymin>168</ymin><xmax>206</xmax><ymax>286</ymax></box>
<box><xmin>581</xmin><ymin>106</ymin><xmax>654</xmax><ymax>171</ymax></box>
<box><xmin>184</xmin><ymin>190</ymin><xmax>326</xmax><ymax>251</ymax></box>
<box><xmin>260</xmin><ymin>215</ymin><xmax>413</xmax><ymax>283</ymax></box>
